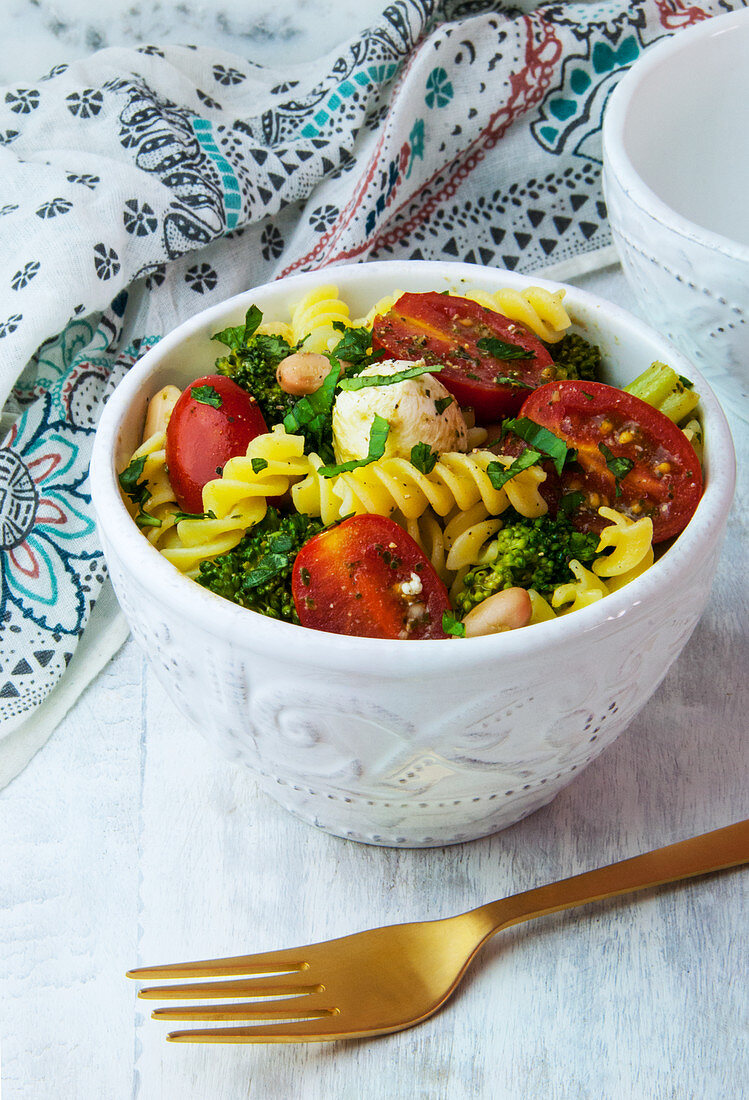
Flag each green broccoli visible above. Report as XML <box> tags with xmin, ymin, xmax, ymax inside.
<box><xmin>624</xmin><ymin>360</ymin><xmax>700</xmax><ymax>424</ymax></box>
<box><xmin>213</xmin><ymin>307</ymin><xmax>298</xmax><ymax>426</ymax></box>
<box><xmin>549</xmin><ymin>332</ymin><xmax>602</xmax><ymax>382</ymax></box>
<box><xmin>454</xmin><ymin>512</ymin><xmax>600</xmax><ymax>615</ymax></box>
<box><xmin>196</xmin><ymin>507</ymin><xmax>324</xmax><ymax>623</ymax></box>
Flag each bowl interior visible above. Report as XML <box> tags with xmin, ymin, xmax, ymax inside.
<box><xmin>92</xmin><ymin>260</ymin><xmax>736</xmax><ymax>675</ymax></box>
<box><xmin>619</xmin><ymin>12</ymin><xmax>749</xmax><ymax>246</ymax></box>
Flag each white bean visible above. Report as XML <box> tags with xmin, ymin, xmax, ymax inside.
<box><xmin>462</xmin><ymin>587</ymin><xmax>532</xmax><ymax>637</ymax></box>
<box><xmin>143</xmin><ymin>384</ymin><xmax>181</xmax><ymax>441</ymax></box>
<box><xmin>276</xmin><ymin>352</ymin><xmax>345</xmax><ymax>396</ymax></box>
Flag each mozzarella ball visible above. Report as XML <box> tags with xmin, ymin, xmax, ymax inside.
<box><xmin>332</xmin><ymin>360</ymin><xmax>468</xmax><ymax>463</ymax></box>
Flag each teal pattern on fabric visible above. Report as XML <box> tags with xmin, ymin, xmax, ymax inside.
<box><xmin>191</xmin><ymin>118</ymin><xmax>242</xmax><ymax>229</ymax></box>
<box><xmin>300</xmin><ymin>63</ymin><xmax>399</xmax><ymax>138</ymax></box>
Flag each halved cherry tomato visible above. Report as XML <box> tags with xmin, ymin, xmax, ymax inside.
<box><xmin>165</xmin><ymin>373</ymin><xmax>267</xmax><ymax>514</ymax></box>
<box><xmin>292</xmin><ymin>514</ymin><xmax>451</xmax><ymax>639</ymax></box>
<box><xmin>371</xmin><ymin>292</ymin><xmax>555</xmax><ymax>420</ymax></box>
<box><xmin>518</xmin><ymin>380</ymin><xmax>703</xmax><ymax>542</ymax></box>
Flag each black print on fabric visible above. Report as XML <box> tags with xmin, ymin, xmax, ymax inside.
<box><xmin>66</xmin><ymin>90</ymin><xmax>104</xmax><ymax>118</ymax></box>
<box><xmin>11</xmin><ymin>262</ymin><xmax>40</xmax><ymax>291</ymax></box>
<box><xmin>261</xmin><ymin>224</ymin><xmax>284</xmax><ymax>261</ymax></box>
<box><xmin>66</xmin><ymin>173</ymin><xmax>100</xmax><ymax>189</ymax></box>
<box><xmin>212</xmin><ymin>65</ymin><xmax>246</xmax><ymax>86</ymax></box>
<box><xmin>35</xmin><ymin>198</ymin><xmax>73</xmax><ymax>220</ymax></box>
<box><xmin>0</xmin><ymin>315</ymin><xmax>23</xmax><ymax>338</ymax></box>
<box><xmin>93</xmin><ymin>244</ymin><xmax>121</xmax><ymax>280</ymax></box>
<box><xmin>5</xmin><ymin>89</ymin><xmax>40</xmax><ymax>114</ymax></box>
<box><xmin>185</xmin><ymin>263</ymin><xmax>218</xmax><ymax>293</ymax></box>
<box><xmin>123</xmin><ymin>200</ymin><xmax>158</xmax><ymax>236</ymax></box>
<box><xmin>0</xmin><ymin>130</ymin><xmax>19</xmax><ymax>145</ymax></box>
<box><xmin>108</xmin><ymin>76</ymin><xmax>228</xmax><ymax>259</ymax></box>
<box><xmin>370</xmin><ymin>162</ymin><xmax>607</xmax><ymax>272</ymax></box>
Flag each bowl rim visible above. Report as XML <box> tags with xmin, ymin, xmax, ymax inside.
<box><xmin>90</xmin><ymin>259</ymin><xmax>737</xmax><ymax>676</ymax></box>
<box><xmin>602</xmin><ymin>7</ymin><xmax>749</xmax><ymax>265</ymax></box>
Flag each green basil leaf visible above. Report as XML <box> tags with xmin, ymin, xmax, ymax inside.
<box><xmin>190</xmin><ymin>384</ymin><xmax>222</xmax><ymax>408</ymax></box>
<box><xmin>410</xmin><ymin>442</ymin><xmax>438</xmax><ymax>475</ymax></box>
<box><xmin>442</xmin><ymin>611</ymin><xmax>466</xmax><ymax>638</ymax></box>
<box><xmin>477</xmin><ymin>336</ymin><xmax>534</xmax><ymax>361</ymax></box>
<box><xmin>135</xmin><ymin>511</ymin><xmax>161</xmax><ymax>529</ymax></box>
<box><xmin>434</xmin><ymin>396</ymin><xmax>453</xmax><ymax>415</ymax></box>
<box><xmin>317</xmin><ymin>414</ymin><xmax>390</xmax><ymax>478</ymax></box>
<box><xmin>494</xmin><ymin>376</ymin><xmax>533</xmax><ymax>388</ymax></box>
<box><xmin>251</xmin><ymin>457</ymin><xmax>269</xmax><ymax>474</ymax></box>
<box><xmin>173</xmin><ymin>509</ymin><xmax>217</xmax><ymax>522</ymax></box>
<box><xmin>599</xmin><ymin>442</ymin><xmax>635</xmax><ymax>497</ymax></box>
<box><xmin>501</xmin><ymin>416</ymin><xmax>573</xmax><ymax>475</ymax></box>
<box><xmin>118</xmin><ymin>455</ymin><xmax>147</xmax><ymax>496</ymax></box>
<box><xmin>211</xmin><ymin>304</ymin><xmax>263</xmax><ymax>351</ymax></box>
<box><xmin>337</xmin><ymin>362</ymin><xmax>442</xmax><ymax>391</ymax></box>
<box><xmin>486</xmin><ymin>449</ymin><xmax>543</xmax><ymax>491</ymax></box>
<box><xmin>558</xmin><ymin>491</ymin><xmax>585</xmax><ymax>518</ymax></box>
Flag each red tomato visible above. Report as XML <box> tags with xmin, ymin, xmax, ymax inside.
<box><xmin>371</xmin><ymin>292</ymin><xmax>555</xmax><ymax>420</ymax></box>
<box><xmin>518</xmin><ymin>380</ymin><xmax>703</xmax><ymax>542</ymax></box>
<box><xmin>165</xmin><ymin>374</ymin><xmax>267</xmax><ymax>514</ymax></box>
<box><xmin>292</xmin><ymin>514</ymin><xmax>451</xmax><ymax>639</ymax></box>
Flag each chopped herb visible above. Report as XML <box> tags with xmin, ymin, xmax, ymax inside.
<box><xmin>486</xmin><ymin>449</ymin><xmax>543</xmax><ymax>491</ymax></box>
<box><xmin>211</xmin><ymin>304</ymin><xmax>263</xmax><ymax>352</ymax></box>
<box><xmin>434</xmin><ymin>396</ymin><xmax>453</xmax><ymax>415</ymax></box>
<box><xmin>677</xmin><ymin>374</ymin><xmax>694</xmax><ymax>389</ymax></box>
<box><xmin>495</xmin><ymin>375</ymin><xmax>533</xmax><ymax>389</ymax></box>
<box><xmin>558</xmin><ymin>491</ymin><xmax>585</xmax><ymax>518</ymax></box>
<box><xmin>442</xmin><ymin>611</ymin><xmax>466</xmax><ymax>638</ymax></box>
<box><xmin>317</xmin><ymin>414</ymin><xmax>390</xmax><ymax>478</ymax></box>
<box><xmin>599</xmin><ymin>442</ymin><xmax>634</xmax><ymax>496</ymax></box>
<box><xmin>477</xmin><ymin>336</ymin><xmax>534</xmax><ymax>361</ymax></box>
<box><xmin>581</xmin><ymin>391</ymin><xmax>594</xmax><ymax>401</ymax></box>
<box><xmin>410</xmin><ymin>442</ymin><xmax>438</xmax><ymax>475</ymax></box>
<box><xmin>338</xmin><ymin>362</ymin><xmax>442</xmax><ymax>391</ymax></box>
<box><xmin>251</xmin><ymin>457</ymin><xmax>269</xmax><ymax>474</ymax></box>
<box><xmin>118</xmin><ymin>455</ymin><xmax>149</xmax><ymax>506</ymax></box>
<box><xmin>173</xmin><ymin>509</ymin><xmax>218</xmax><ymax>522</ymax></box>
<box><xmin>501</xmin><ymin>416</ymin><xmax>576</xmax><ymax>475</ymax></box>
<box><xmin>283</xmin><ymin>361</ymin><xmax>341</xmax><ymax>463</ymax></box>
<box><xmin>135</xmin><ymin>512</ymin><xmax>162</xmax><ymax>529</ymax></box>
<box><xmin>330</xmin><ymin>322</ymin><xmax>373</xmax><ymax>369</ymax></box>
<box><xmin>190</xmin><ymin>384</ymin><xmax>222</xmax><ymax>408</ymax></box>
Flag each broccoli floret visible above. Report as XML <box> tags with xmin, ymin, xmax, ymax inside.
<box><xmin>550</xmin><ymin>333</ymin><xmax>602</xmax><ymax>382</ymax></box>
<box><xmin>624</xmin><ymin>360</ymin><xmax>700</xmax><ymax>424</ymax></box>
<box><xmin>196</xmin><ymin>507</ymin><xmax>324</xmax><ymax>623</ymax></box>
<box><xmin>454</xmin><ymin>513</ymin><xmax>600</xmax><ymax>615</ymax></box>
<box><xmin>216</xmin><ymin>332</ymin><xmax>297</xmax><ymax>426</ymax></box>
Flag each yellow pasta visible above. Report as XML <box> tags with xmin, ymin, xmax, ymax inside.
<box><xmin>352</xmin><ymin>290</ymin><xmax>404</xmax><ymax>329</ymax></box>
<box><xmin>291</xmin><ymin>449</ymin><xmax>547</xmax><ymax>526</ymax></box>
<box><xmin>488</xmin><ymin>286</ymin><xmax>571</xmax><ymax>343</ymax></box>
<box><xmin>592</xmin><ymin>507</ymin><xmax>654</xmax><ymax>578</ymax></box>
<box><xmin>289</xmin><ymin>285</ymin><xmax>351</xmax><ymax>352</ymax></box>
<box><xmin>551</xmin><ymin>560</ymin><xmax>610</xmax><ymax>614</ymax></box>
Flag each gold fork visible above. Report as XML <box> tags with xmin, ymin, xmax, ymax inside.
<box><xmin>128</xmin><ymin>818</ymin><xmax>749</xmax><ymax>1044</ymax></box>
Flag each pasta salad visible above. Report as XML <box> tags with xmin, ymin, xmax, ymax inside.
<box><xmin>118</xmin><ymin>283</ymin><xmax>704</xmax><ymax>640</ymax></box>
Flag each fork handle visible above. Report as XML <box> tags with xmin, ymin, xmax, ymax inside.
<box><xmin>479</xmin><ymin>819</ymin><xmax>749</xmax><ymax>933</ymax></box>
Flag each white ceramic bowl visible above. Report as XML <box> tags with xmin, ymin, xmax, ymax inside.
<box><xmin>90</xmin><ymin>261</ymin><xmax>735</xmax><ymax>847</ymax></box>
<box><xmin>602</xmin><ymin>8</ymin><xmax>749</xmax><ymax>422</ymax></box>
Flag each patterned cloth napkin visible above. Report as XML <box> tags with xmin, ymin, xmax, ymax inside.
<box><xmin>0</xmin><ymin>0</ymin><xmax>739</xmax><ymax>785</ymax></box>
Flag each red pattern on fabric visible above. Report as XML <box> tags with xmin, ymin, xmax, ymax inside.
<box><xmin>655</xmin><ymin>2</ymin><xmax>713</xmax><ymax>30</ymax></box>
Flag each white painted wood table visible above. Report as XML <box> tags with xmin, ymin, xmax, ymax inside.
<box><xmin>2</xmin><ymin>268</ymin><xmax>748</xmax><ymax>1099</ymax></box>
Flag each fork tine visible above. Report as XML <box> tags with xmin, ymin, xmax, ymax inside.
<box><xmin>127</xmin><ymin>949</ymin><xmax>309</xmax><ymax>980</ymax></box>
<box><xmin>138</xmin><ymin>974</ymin><xmax>322</xmax><ymax>1000</ymax></box>
<box><xmin>152</xmin><ymin>997</ymin><xmax>335</xmax><ymax>1022</ymax></box>
<box><xmin>166</xmin><ymin>1017</ymin><xmax>354</xmax><ymax>1044</ymax></box>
